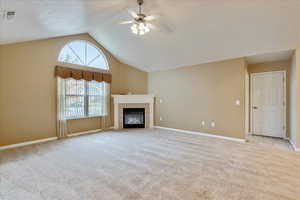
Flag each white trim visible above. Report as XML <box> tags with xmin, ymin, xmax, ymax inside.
<box><xmin>65</xmin><ymin>115</ymin><xmax>103</xmax><ymax>120</ymax></box>
<box><xmin>68</xmin><ymin>129</ymin><xmax>103</xmax><ymax>137</ymax></box>
<box><xmin>250</xmin><ymin>71</ymin><xmax>286</xmax><ymax>138</ymax></box>
<box><xmin>289</xmin><ymin>139</ymin><xmax>300</xmax><ymax>152</ymax></box>
<box><xmin>0</xmin><ymin>128</ymin><xmax>114</xmax><ymax>151</ymax></box>
<box><xmin>155</xmin><ymin>126</ymin><xmax>246</xmax><ymax>143</ymax></box>
<box><xmin>112</xmin><ymin>95</ymin><xmax>155</xmax><ymax>104</ymax></box>
<box><xmin>0</xmin><ymin>137</ymin><xmax>58</xmax><ymax>151</ymax></box>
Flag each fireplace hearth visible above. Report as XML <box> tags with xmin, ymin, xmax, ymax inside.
<box><xmin>123</xmin><ymin>108</ymin><xmax>145</xmax><ymax>128</ymax></box>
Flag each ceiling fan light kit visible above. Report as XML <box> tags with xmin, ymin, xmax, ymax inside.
<box><xmin>131</xmin><ymin>22</ymin><xmax>150</xmax><ymax>35</ymax></box>
<box><xmin>120</xmin><ymin>0</ymin><xmax>157</xmax><ymax>36</ymax></box>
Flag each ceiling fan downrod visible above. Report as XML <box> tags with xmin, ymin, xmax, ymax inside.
<box><xmin>137</xmin><ymin>0</ymin><xmax>144</xmax><ymax>15</ymax></box>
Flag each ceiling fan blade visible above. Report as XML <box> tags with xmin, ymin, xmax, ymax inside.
<box><xmin>127</xmin><ymin>9</ymin><xmax>138</xmax><ymax>18</ymax></box>
<box><xmin>120</xmin><ymin>20</ymin><xmax>133</xmax><ymax>24</ymax></box>
<box><xmin>147</xmin><ymin>23</ymin><xmax>157</xmax><ymax>30</ymax></box>
<box><xmin>144</xmin><ymin>15</ymin><xmax>160</xmax><ymax>21</ymax></box>
<box><xmin>151</xmin><ymin>20</ymin><xmax>174</xmax><ymax>33</ymax></box>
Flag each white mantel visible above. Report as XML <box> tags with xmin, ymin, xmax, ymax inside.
<box><xmin>112</xmin><ymin>95</ymin><xmax>155</xmax><ymax>129</ymax></box>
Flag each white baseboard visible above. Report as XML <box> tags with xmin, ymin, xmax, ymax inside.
<box><xmin>0</xmin><ymin>137</ymin><xmax>58</xmax><ymax>151</ymax></box>
<box><xmin>155</xmin><ymin>126</ymin><xmax>246</xmax><ymax>143</ymax></box>
<box><xmin>0</xmin><ymin>128</ymin><xmax>114</xmax><ymax>151</ymax></box>
<box><xmin>68</xmin><ymin>129</ymin><xmax>103</xmax><ymax>137</ymax></box>
<box><xmin>289</xmin><ymin>139</ymin><xmax>300</xmax><ymax>152</ymax></box>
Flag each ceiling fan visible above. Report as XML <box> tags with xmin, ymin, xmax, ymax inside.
<box><xmin>120</xmin><ymin>0</ymin><xmax>159</xmax><ymax>35</ymax></box>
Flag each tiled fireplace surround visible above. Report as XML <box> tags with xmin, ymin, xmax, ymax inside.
<box><xmin>112</xmin><ymin>95</ymin><xmax>154</xmax><ymax>129</ymax></box>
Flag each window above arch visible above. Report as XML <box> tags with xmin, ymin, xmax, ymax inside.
<box><xmin>58</xmin><ymin>40</ymin><xmax>109</xmax><ymax>70</ymax></box>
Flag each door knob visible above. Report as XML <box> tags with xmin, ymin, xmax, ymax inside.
<box><xmin>253</xmin><ymin>106</ymin><xmax>258</xmax><ymax>109</ymax></box>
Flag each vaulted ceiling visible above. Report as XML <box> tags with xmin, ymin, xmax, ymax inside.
<box><xmin>1</xmin><ymin>0</ymin><xmax>300</xmax><ymax>71</ymax></box>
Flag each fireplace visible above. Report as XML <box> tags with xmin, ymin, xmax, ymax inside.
<box><xmin>112</xmin><ymin>95</ymin><xmax>154</xmax><ymax>129</ymax></box>
<box><xmin>123</xmin><ymin>108</ymin><xmax>145</xmax><ymax>128</ymax></box>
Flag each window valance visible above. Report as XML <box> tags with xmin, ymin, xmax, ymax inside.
<box><xmin>55</xmin><ymin>66</ymin><xmax>112</xmax><ymax>83</ymax></box>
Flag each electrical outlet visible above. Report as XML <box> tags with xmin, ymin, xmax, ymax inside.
<box><xmin>159</xmin><ymin>99</ymin><xmax>163</xmax><ymax>103</ymax></box>
<box><xmin>211</xmin><ymin>121</ymin><xmax>216</xmax><ymax>127</ymax></box>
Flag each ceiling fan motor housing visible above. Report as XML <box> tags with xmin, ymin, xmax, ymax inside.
<box><xmin>137</xmin><ymin>13</ymin><xmax>146</xmax><ymax>21</ymax></box>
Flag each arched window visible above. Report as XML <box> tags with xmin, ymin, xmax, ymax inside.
<box><xmin>58</xmin><ymin>40</ymin><xmax>109</xmax><ymax>70</ymax></box>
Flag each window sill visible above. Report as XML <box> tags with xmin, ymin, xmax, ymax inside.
<box><xmin>66</xmin><ymin>115</ymin><xmax>104</xmax><ymax>120</ymax></box>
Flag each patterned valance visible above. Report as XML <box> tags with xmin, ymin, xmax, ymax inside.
<box><xmin>55</xmin><ymin>66</ymin><xmax>112</xmax><ymax>83</ymax></box>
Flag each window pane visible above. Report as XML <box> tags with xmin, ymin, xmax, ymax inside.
<box><xmin>65</xmin><ymin>96</ymin><xmax>85</xmax><ymax>118</ymax></box>
<box><xmin>64</xmin><ymin>79</ymin><xmax>85</xmax><ymax>118</ymax></box>
<box><xmin>88</xmin><ymin>81</ymin><xmax>103</xmax><ymax>95</ymax></box>
<box><xmin>86</xmin><ymin>43</ymin><xmax>100</xmax><ymax>64</ymax></box>
<box><xmin>87</xmin><ymin>81</ymin><xmax>104</xmax><ymax>116</ymax></box>
<box><xmin>58</xmin><ymin>46</ymin><xmax>82</xmax><ymax>65</ymax></box>
<box><xmin>68</xmin><ymin>40</ymin><xmax>86</xmax><ymax>64</ymax></box>
<box><xmin>65</xmin><ymin>79</ymin><xmax>85</xmax><ymax>95</ymax></box>
<box><xmin>88</xmin><ymin>56</ymin><xmax>108</xmax><ymax>70</ymax></box>
<box><xmin>88</xmin><ymin>95</ymin><xmax>102</xmax><ymax>116</ymax></box>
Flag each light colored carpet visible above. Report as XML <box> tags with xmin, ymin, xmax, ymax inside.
<box><xmin>247</xmin><ymin>134</ymin><xmax>293</xmax><ymax>151</ymax></box>
<box><xmin>0</xmin><ymin>128</ymin><xmax>299</xmax><ymax>200</ymax></box>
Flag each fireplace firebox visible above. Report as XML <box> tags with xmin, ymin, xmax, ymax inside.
<box><xmin>123</xmin><ymin>108</ymin><xmax>145</xmax><ymax>128</ymax></box>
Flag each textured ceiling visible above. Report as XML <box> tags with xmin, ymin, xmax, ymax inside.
<box><xmin>1</xmin><ymin>0</ymin><xmax>300</xmax><ymax>72</ymax></box>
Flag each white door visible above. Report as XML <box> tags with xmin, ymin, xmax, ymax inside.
<box><xmin>251</xmin><ymin>71</ymin><xmax>285</xmax><ymax>138</ymax></box>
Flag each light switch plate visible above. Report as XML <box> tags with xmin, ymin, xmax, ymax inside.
<box><xmin>160</xmin><ymin>117</ymin><xmax>163</xmax><ymax>121</ymax></box>
<box><xmin>201</xmin><ymin>121</ymin><xmax>205</xmax><ymax>126</ymax></box>
<box><xmin>236</xmin><ymin>100</ymin><xmax>240</xmax><ymax>105</ymax></box>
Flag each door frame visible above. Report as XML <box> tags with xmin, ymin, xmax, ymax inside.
<box><xmin>250</xmin><ymin>71</ymin><xmax>286</xmax><ymax>138</ymax></box>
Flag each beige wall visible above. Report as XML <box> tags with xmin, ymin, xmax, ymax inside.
<box><xmin>119</xmin><ymin>63</ymin><xmax>148</xmax><ymax>94</ymax></box>
<box><xmin>0</xmin><ymin>34</ymin><xmax>148</xmax><ymax>146</ymax></box>
<box><xmin>295</xmin><ymin>49</ymin><xmax>300</xmax><ymax>148</ymax></box>
<box><xmin>248</xmin><ymin>60</ymin><xmax>291</xmax><ymax>137</ymax></box>
<box><xmin>0</xmin><ymin>45</ymin><xmax>3</xmax><ymax>144</ymax></box>
<box><xmin>149</xmin><ymin>58</ymin><xmax>247</xmax><ymax>139</ymax></box>
<box><xmin>290</xmin><ymin>53</ymin><xmax>297</xmax><ymax>146</ymax></box>
<box><xmin>289</xmin><ymin>50</ymin><xmax>300</xmax><ymax>148</ymax></box>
